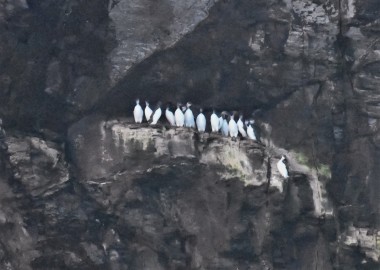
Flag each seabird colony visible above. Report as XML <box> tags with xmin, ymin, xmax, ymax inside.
<box><xmin>133</xmin><ymin>99</ymin><xmax>289</xmax><ymax>178</ymax></box>
<box><xmin>134</xmin><ymin>100</ymin><xmax>257</xmax><ymax>140</ymax></box>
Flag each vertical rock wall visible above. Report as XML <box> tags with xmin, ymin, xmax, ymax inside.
<box><xmin>0</xmin><ymin>0</ymin><xmax>379</xmax><ymax>269</ymax></box>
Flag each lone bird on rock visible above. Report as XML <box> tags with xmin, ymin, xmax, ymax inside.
<box><xmin>277</xmin><ymin>155</ymin><xmax>289</xmax><ymax>179</ymax></box>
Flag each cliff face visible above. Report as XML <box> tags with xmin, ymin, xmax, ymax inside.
<box><xmin>0</xmin><ymin>0</ymin><xmax>380</xmax><ymax>269</ymax></box>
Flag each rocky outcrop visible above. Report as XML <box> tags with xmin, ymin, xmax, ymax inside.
<box><xmin>5</xmin><ymin>135</ymin><xmax>68</xmax><ymax>198</ymax></box>
<box><xmin>63</xmin><ymin>116</ymin><xmax>336</xmax><ymax>269</ymax></box>
<box><xmin>0</xmin><ymin>0</ymin><xmax>380</xmax><ymax>269</ymax></box>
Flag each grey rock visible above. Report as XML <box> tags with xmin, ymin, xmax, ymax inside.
<box><xmin>0</xmin><ymin>0</ymin><xmax>379</xmax><ymax>268</ymax></box>
<box><xmin>5</xmin><ymin>135</ymin><xmax>69</xmax><ymax>197</ymax></box>
<box><xmin>108</xmin><ymin>0</ymin><xmax>218</xmax><ymax>86</ymax></box>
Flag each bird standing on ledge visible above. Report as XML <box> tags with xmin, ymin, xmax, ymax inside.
<box><xmin>133</xmin><ymin>99</ymin><xmax>143</xmax><ymax>123</ymax></box>
<box><xmin>277</xmin><ymin>155</ymin><xmax>289</xmax><ymax>179</ymax></box>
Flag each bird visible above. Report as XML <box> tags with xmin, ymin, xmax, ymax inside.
<box><xmin>228</xmin><ymin>113</ymin><xmax>238</xmax><ymax>139</ymax></box>
<box><xmin>221</xmin><ymin>113</ymin><xmax>229</xmax><ymax>136</ymax></box>
<box><xmin>246</xmin><ymin>120</ymin><xmax>257</xmax><ymax>141</ymax></box>
<box><xmin>144</xmin><ymin>101</ymin><xmax>153</xmax><ymax>122</ymax></box>
<box><xmin>277</xmin><ymin>155</ymin><xmax>289</xmax><ymax>178</ymax></box>
<box><xmin>165</xmin><ymin>106</ymin><xmax>176</xmax><ymax>126</ymax></box>
<box><xmin>150</xmin><ymin>102</ymin><xmax>162</xmax><ymax>125</ymax></box>
<box><xmin>133</xmin><ymin>99</ymin><xmax>143</xmax><ymax>123</ymax></box>
<box><xmin>210</xmin><ymin>110</ymin><xmax>219</xmax><ymax>133</ymax></box>
<box><xmin>174</xmin><ymin>103</ymin><xmax>184</xmax><ymax>127</ymax></box>
<box><xmin>196</xmin><ymin>108</ymin><xmax>206</xmax><ymax>132</ymax></box>
<box><xmin>184</xmin><ymin>102</ymin><xmax>195</xmax><ymax>128</ymax></box>
<box><xmin>218</xmin><ymin>114</ymin><xmax>223</xmax><ymax>131</ymax></box>
<box><xmin>237</xmin><ymin>115</ymin><xmax>247</xmax><ymax>137</ymax></box>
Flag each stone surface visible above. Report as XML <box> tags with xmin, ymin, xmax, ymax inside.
<box><xmin>108</xmin><ymin>0</ymin><xmax>218</xmax><ymax>86</ymax></box>
<box><xmin>0</xmin><ymin>0</ymin><xmax>380</xmax><ymax>268</ymax></box>
<box><xmin>5</xmin><ymin>135</ymin><xmax>69</xmax><ymax>198</ymax></box>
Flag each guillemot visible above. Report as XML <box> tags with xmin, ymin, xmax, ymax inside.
<box><xmin>228</xmin><ymin>113</ymin><xmax>238</xmax><ymax>139</ymax></box>
<box><xmin>237</xmin><ymin>115</ymin><xmax>247</xmax><ymax>137</ymax></box>
<box><xmin>277</xmin><ymin>155</ymin><xmax>289</xmax><ymax>179</ymax></box>
<box><xmin>174</xmin><ymin>103</ymin><xmax>184</xmax><ymax>127</ymax></box>
<box><xmin>210</xmin><ymin>110</ymin><xmax>219</xmax><ymax>133</ymax></box>
<box><xmin>150</xmin><ymin>102</ymin><xmax>162</xmax><ymax>125</ymax></box>
<box><xmin>144</xmin><ymin>101</ymin><xmax>153</xmax><ymax>122</ymax></box>
<box><xmin>133</xmin><ymin>99</ymin><xmax>143</xmax><ymax>123</ymax></box>
<box><xmin>221</xmin><ymin>112</ymin><xmax>229</xmax><ymax>137</ymax></box>
<box><xmin>246</xmin><ymin>120</ymin><xmax>257</xmax><ymax>141</ymax></box>
<box><xmin>184</xmin><ymin>102</ymin><xmax>195</xmax><ymax>128</ymax></box>
<box><xmin>196</xmin><ymin>108</ymin><xmax>206</xmax><ymax>132</ymax></box>
<box><xmin>165</xmin><ymin>106</ymin><xmax>176</xmax><ymax>126</ymax></box>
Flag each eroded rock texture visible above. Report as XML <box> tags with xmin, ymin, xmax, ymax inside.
<box><xmin>0</xmin><ymin>0</ymin><xmax>380</xmax><ymax>269</ymax></box>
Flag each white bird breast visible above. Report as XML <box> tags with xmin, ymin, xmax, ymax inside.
<box><xmin>133</xmin><ymin>104</ymin><xmax>143</xmax><ymax>123</ymax></box>
<box><xmin>237</xmin><ymin>119</ymin><xmax>247</xmax><ymax>137</ymax></box>
<box><xmin>196</xmin><ymin>113</ymin><xmax>206</xmax><ymax>132</ymax></box>
<box><xmin>228</xmin><ymin>120</ymin><xmax>238</xmax><ymax>137</ymax></box>
<box><xmin>247</xmin><ymin>126</ymin><xmax>256</xmax><ymax>140</ymax></box>
<box><xmin>277</xmin><ymin>160</ymin><xmax>289</xmax><ymax>178</ymax></box>
<box><xmin>151</xmin><ymin>108</ymin><xmax>162</xmax><ymax>124</ymax></box>
<box><xmin>175</xmin><ymin>108</ymin><xmax>184</xmax><ymax>127</ymax></box>
<box><xmin>218</xmin><ymin>117</ymin><xmax>223</xmax><ymax>130</ymax></box>
<box><xmin>184</xmin><ymin>109</ymin><xmax>195</xmax><ymax>127</ymax></box>
<box><xmin>166</xmin><ymin>109</ymin><xmax>176</xmax><ymax>126</ymax></box>
<box><xmin>211</xmin><ymin>113</ymin><xmax>219</xmax><ymax>132</ymax></box>
<box><xmin>222</xmin><ymin>120</ymin><xmax>229</xmax><ymax>136</ymax></box>
<box><xmin>145</xmin><ymin>106</ymin><xmax>153</xmax><ymax>121</ymax></box>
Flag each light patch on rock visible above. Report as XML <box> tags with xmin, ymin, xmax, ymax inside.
<box><xmin>345</xmin><ymin>27</ymin><xmax>365</xmax><ymax>41</ymax></box>
<box><xmin>111</xmin><ymin>124</ymin><xmax>156</xmax><ymax>151</ymax></box>
<box><xmin>73</xmin><ymin>134</ymin><xmax>85</xmax><ymax>150</ymax></box>
<box><xmin>343</xmin><ymin>226</ymin><xmax>380</xmax><ymax>262</ymax></box>
<box><xmin>289</xmin><ymin>150</ymin><xmax>333</xmax><ymax>217</ymax></box>
<box><xmin>345</xmin><ymin>0</ymin><xmax>356</xmax><ymax>19</ymax></box>
<box><xmin>29</xmin><ymin>137</ymin><xmax>60</xmax><ymax>167</ymax></box>
<box><xmin>99</xmin><ymin>121</ymin><xmax>106</xmax><ymax>141</ymax></box>
<box><xmin>248</xmin><ymin>28</ymin><xmax>265</xmax><ymax>53</ymax></box>
<box><xmin>201</xmin><ymin>139</ymin><xmax>267</xmax><ymax>187</ymax></box>
<box><xmin>5</xmin><ymin>135</ymin><xmax>69</xmax><ymax>197</ymax></box>
<box><xmin>110</xmin><ymin>123</ymin><xmax>196</xmax><ymax>157</ymax></box>
<box><xmin>292</xmin><ymin>1</ymin><xmax>334</xmax><ymax>25</ymax></box>
<box><xmin>269</xmin><ymin>173</ymin><xmax>284</xmax><ymax>193</ymax></box>
<box><xmin>368</xmin><ymin>117</ymin><xmax>377</xmax><ymax>131</ymax></box>
<box><xmin>81</xmin><ymin>243</ymin><xmax>104</xmax><ymax>265</ymax></box>
<box><xmin>6</xmin><ymin>138</ymin><xmax>30</xmax><ymax>165</ymax></box>
<box><xmin>285</xmin><ymin>27</ymin><xmax>304</xmax><ymax>57</ymax></box>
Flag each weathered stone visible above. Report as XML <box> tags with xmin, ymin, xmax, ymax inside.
<box><xmin>5</xmin><ymin>135</ymin><xmax>69</xmax><ymax>197</ymax></box>
<box><xmin>0</xmin><ymin>0</ymin><xmax>379</xmax><ymax>268</ymax></box>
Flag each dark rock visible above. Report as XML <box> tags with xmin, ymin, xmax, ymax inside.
<box><xmin>0</xmin><ymin>0</ymin><xmax>379</xmax><ymax>268</ymax></box>
<box><xmin>5</xmin><ymin>135</ymin><xmax>69</xmax><ymax>198</ymax></box>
